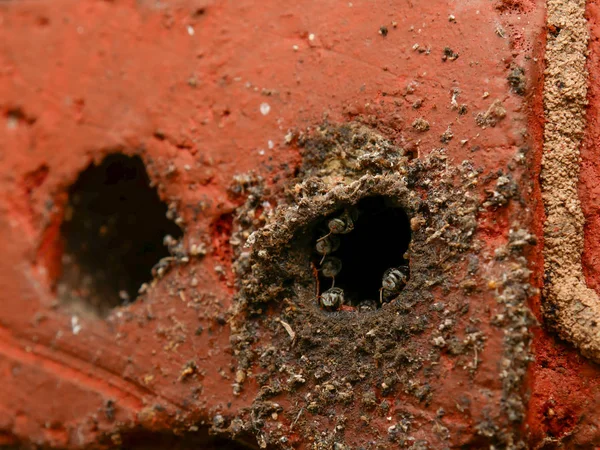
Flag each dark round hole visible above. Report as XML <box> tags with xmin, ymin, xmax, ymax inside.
<box><xmin>313</xmin><ymin>196</ymin><xmax>411</xmax><ymax>308</ymax></box>
<box><xmin>57</xmin><ymin>154</ymin><xmax>183</xmax><ymax>317</ymax></box>
<box><xmin>117</xmin><ymin>428</ymin><xmax>261</xmax><ymax>450</ymax></box>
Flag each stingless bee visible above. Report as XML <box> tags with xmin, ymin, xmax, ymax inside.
<box><xmin>380</xmin><ymin>265</ymin><xmax>409</xmax><ymax>302</ymax></box>
<box><xmin>319</xmin><ymin>287</ymin><xmax>345</xmax><ymax>310</ymax></box>
<box><xmin>320</xmin><ymin>256</ymin><xmax>342</xmax><ymax>287</ymax></box>
<box><xmin>315</xmin><ymin>235</ymin><xmax>341</xmax><ymax>264</ymax></box>
<box><xmin>358</xmin><ymin>299</ymin><xmax>377</xmax><ymax>312</ymax></box>
<box><xmin>317</xmin><ymin>208</ymin><xmax>358</xmax><ymax>242</ymax></box>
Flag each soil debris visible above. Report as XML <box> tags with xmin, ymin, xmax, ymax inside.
<box><xmin>508</xmin><ymin>66</ymin><xmax>526</xmax><ymax>96</ymax></box>
<box><xmin>412</xmin><ymin>118</ymin><xmax>430</xmax><ymax>132</ymax></box>
<box><xmin>441</xmin><ymin>47</ymin><xmax>459</xmax><ymax>61</ymax></box>
<box><xmin>476</xmin><ymin>100</ymin><xmax>507</xmax><ymax>128</ymax></box>
<box><xmin>226</xmin><ymin>122</ymin><xmax>533</xmax><ymax>448</ymax></box>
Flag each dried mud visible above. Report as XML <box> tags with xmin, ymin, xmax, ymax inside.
<box><xmin>541</xmin><ymin>0</ymin><xmax>600</xmax><ymax>361</ymax></box>
<box><xmin>223</xmin><ymin>123</ymin><xmax>533</xmax><ymax>449</ymax></box>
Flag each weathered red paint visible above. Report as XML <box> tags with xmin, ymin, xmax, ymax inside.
<box><xmin>524</xmin><ymin>1</ymin><xmax>600</xmax><ymax>448</ymax></box>
<box><xmin>1</xmin><ymin>0</ymin><xmax>600</xmax><ymax>447</ymax></box>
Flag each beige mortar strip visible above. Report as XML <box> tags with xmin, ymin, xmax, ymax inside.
<box><xmin>542</xmin><ymin>0</ymin><xmax>600</xmax><ymax>359</ymax></box>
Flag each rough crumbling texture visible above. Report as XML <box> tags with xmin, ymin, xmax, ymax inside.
<box><xmin>525</xmin><ymin>0</ymin><xmax>600</xmax><ymax>448</ymax></box>
<box><xmin>229</xmin><ymin>123</ymin><xmax>534</xmax><ymax>448</ymax></box>
<box><xmin>540</xmin><ymin>0</ymin><xmax>600</xmax><ymax>362</ymax></box>
<box><xmin>4</xmin><ymin>0</ymin><xmax>599</xmax><ymax>448</ymax></box>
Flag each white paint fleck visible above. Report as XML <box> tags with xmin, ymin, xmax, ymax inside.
<box><xmin>292</xmin><ymin>44</ymin><xmax>299</xmax><ymax>51</ymax></box>
<box><xmin>258</xmin><ymin>149</ymin><xmax>265</xmax><ymax>156</ymax></box>
<box><xmin>260</xmin><ymin>102</ymin><xmax>271</xmax><ymax>116</ymax></box>
<box><xmin>187</xmin><ymin>25</ymin><xmax>195</xmax><ymax>36</ymax></box>
<box><xmin>6</xmin><ymin>116</ymin><xmax>18</xmax><ymax>130</ymax></box>
<box><xmin>308</xmin><ymin>33</ymin><xmax>315</xmax><ymax>41</ymax></box>
<box><xmin>268</xmin><ymin>140</ymin><xmax>274</xmax><ymax>149</ymax></box>
<box><xmin>71</xmin><ymin>316</ymin><xmax>82</xmax><ymax>335</ymax></box>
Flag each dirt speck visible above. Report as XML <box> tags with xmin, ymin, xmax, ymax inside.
<box><xmin>476</xmin><ymin>100</ymin><xmax>507</xmax><ymax>128</ymax></box>
<box><xmin>508</xmin><ymin>66</ymin><xmax>526</xmax><ymax>95</ymax></box>
<box><xmin>412</xmin><ymin>118</ymin><xmax>430</xmax><ymax>132</ymax></box>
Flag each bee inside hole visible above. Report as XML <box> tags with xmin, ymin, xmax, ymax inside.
<box><xmin>313</xmin><ymin>196</ymin><xmax>411</xmax><ymax>310</ymax></box>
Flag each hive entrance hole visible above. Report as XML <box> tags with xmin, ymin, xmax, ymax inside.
<box><xmin>118</xmin><ymin>428</ymin><xmax>264</xmax><ymax>450</ymax></box>
<box><xmin>314</xmin><ymin>196</ymin><xmax>411</xmax><ymax>309</ymax></box>
<box><xmin>57</xmin><ymin>154</ymin><xmax>182</xmax><ymax>317</ymax></box>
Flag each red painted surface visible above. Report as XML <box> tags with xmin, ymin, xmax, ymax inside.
<box><xmin>523</xmin><ymin>1</ymin><xmax>600</xmax><ymax>448</ymax></box>
<box><xmin>0</xmin><ymin>0</ymin><xmax>599</xmax><ymax>447</ymax></box>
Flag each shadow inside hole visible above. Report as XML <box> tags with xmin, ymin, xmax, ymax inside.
<box><xmin>116</xmin><ymin>429</ymin><xmax>264</xmax><ymax>450</ymax></box>
<box><xmin>313</xmin><ymin>196</ymin><xmax>411</xmax><ymax>308</ymax></box>
<box><xmin>57</xmin><ymin>154</ymin><xmax>182</xmax><ymax>317</ymax></box>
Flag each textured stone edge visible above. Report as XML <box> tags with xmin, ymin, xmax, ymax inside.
<box><xmin>542</xmin><ymin>0</ymin><xmax>600</xmax><ymax>360</ymax></box>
